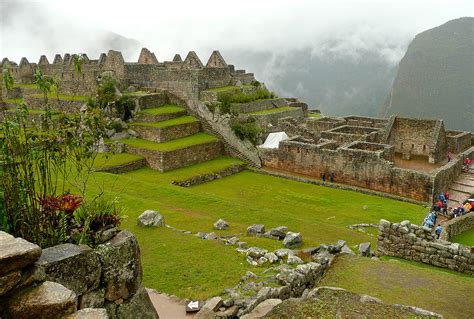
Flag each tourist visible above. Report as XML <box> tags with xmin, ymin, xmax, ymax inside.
<box><xmin>322</xmin><ymin>173</ymin><xmax>326</xmax><ymax>182</ymax></box>
<box><xmin>447</xmin><ymin>152</ymin><xmax>452</xmax><ymax>162</ymax></box>
<box><xmin>435</xmin><ymin>224</ymin><xmax>443</xmax><ymax>239</ymax></box>
<box><xmin>330</xmin><ymin>173</ymin><xmax>335</xmax><ymax>183</ymax></box>
<box><xmin>439</xmin><ymin>193</ymin><xmax>445</xmax><ymax>202</ymax></box>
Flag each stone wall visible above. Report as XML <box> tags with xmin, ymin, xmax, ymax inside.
<box><xmin>441</xmin><ymin>213</ymin><xmax>474</xmax><ymax>241</ymax></box>
<box><xmin>377</xmin><ymin>219</ymin><xmax>474</xmax><ymax>275</ymax></box>
<box><xmin>230</xmin><ymin>98</ymin><xmax>287</xmax><ymax>114</ymax></box>
<box><xmin>131</xmin><ymin>121</ymin><xmax>200</xmax><ymax>143</ymax></box>
<box><xmin>125</xmin><ymin>140</ymin><xmax>224</xmax><ymax>172</ymax></box>
<box><xmin>0</xmin><ymin>230</ymin><xmax>158</xmax><ymax>318</ymax></box>
<box><xmin>446</xmin><ymin>131</ymin><xmax>472</xmax><ymax>154</ymax></box>
<box><xmin>172</xmin><ymin>163</ymin><xmax>245</xmax><ymax>187</ymax></box>
<box><xmin>261</xmin><ymin>138</ymin><xmax>433</xmax><ymax>202</ymax></box>
<box><xmin>252</xmin><ymin>108</ymin><xmax>305</xmax><ymax>131</ymax></box>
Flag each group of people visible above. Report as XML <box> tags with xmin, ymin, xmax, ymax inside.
<box><xmin>422</xmin><ymin>211</ymin><xmax>443</xmax><ymax>239</ymax></box>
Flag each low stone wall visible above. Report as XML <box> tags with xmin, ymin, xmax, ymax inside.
<box><xmin>23</xmin><ymin>95</ymin><xmax>85</xmax><ymax>111</ymax></box>
<box><xmin>96</xmin><ymin>158</ymin><xmax>147</xmax><ymax>174</ymax></box>
<box><xmin>131</xmin><ymin>121</ymin><xmax>200</xmax><ymax>143</ymax></box>
<box><xmin>377</xmin><ymin>219</ymin><xmax>474</xmax><ymax>275</ymax></box>
<box><xmin>0</xmin><ymin>230</ymin><xmax>158</xmax><ymax>318</ymax></box>
<box><xmin>441</xmin><ymin>213</ymin><xmax>474</xmax><ymax>241</ymax></box>
<box><xmin>172</xmin><ymin>163</ymin><xmax>245</xmax><ymax>187</ymax></box>
<box><xmin>252</xmin><ymin>108</ymin><xmax>305</xmax><ymax>131</ymax></box>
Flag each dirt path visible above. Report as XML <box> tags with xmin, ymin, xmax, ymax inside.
<box><xmin>147</xmin><ymin>289</ymin><xmax>196</xmax><ymax>319</ymax></box>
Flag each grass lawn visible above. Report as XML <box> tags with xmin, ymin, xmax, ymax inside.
<box><xmin>249</xmin><ymin>106</ymin><xmax>298</xmax><ymax>115</ymax></box>
<box><xmin>5</xmin><ymin>98</ymin><xmax>23</xmax><ymax>104</ymax></box>
<box><xmin>140</xmin><ymin>105</ymin><xmax>185</xmax><ymax>115</ymax></box>
<box><xmin>204</xmin><ymin>86</ymin><xmax>242</xmax><ymax>93</ymax></box>
<box><xmin>93</xmin><ymin>153</ymin><xmax>144</xmax><ymax>170</ymax></box>
<box><xmin>120</xmin><ymin>133</ymin><xmax>218</xmax><ymax>152</ymax></box>
<box><xmin>78</xmin><ymin>165</ymin><xmax>427</xmax><ymax>299</ymax></box>
<box><xmin>308</xmin><ymin>113</ymin><xmax>322</xmax><ymax>118</ymax></box>
<box><xmin>30</xmin><ymin>93</ymin><xmax>89</xmax><ymax>101</ymax></box>
<box><xmin>130</xmin><ymin>116</ymin><xmax>198</xmax><ymax>128</ymax></box>
<box><xmin>320</xmin><ymin>254</ymin><xmax>474</xmax><ymax>319</ymax></box>
<box><xmin>451</xmin><ymin>228</ymin><xmax>474</xmax><ymax>246</ymax></box>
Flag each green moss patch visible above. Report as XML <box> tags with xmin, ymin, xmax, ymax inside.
<box><xmin>93</xmin><ymin>153</ymin><xmax>144</xmax><ymax>170</ymax></box>
<box><xmin>140</xmin><ymin>105</ymin><xmax>185</xmax><ymax>115</ymax></box>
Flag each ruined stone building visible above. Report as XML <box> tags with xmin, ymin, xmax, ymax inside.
<box><xmin>1</xmin><ymin>48</ymin><xmax>473</xmax><ymax>204</ymax></box>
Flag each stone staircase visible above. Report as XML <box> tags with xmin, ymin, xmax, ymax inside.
<box><xmin>446</xmin><ymin>165</ymin><xmax>474</xmax><ymax>208</ymax></box>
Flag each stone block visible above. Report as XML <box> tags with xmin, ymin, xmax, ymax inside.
<box><xmin>95</xmin><ymin>230</ymin><xmax>142</xmax><ymax>301</ymax></box>
<box><xmin>36</xmin><ymin>243</ymin><xmax>101</xmax><ymax>296</ymax></box>
<box><xmin>0</xmin><ymin>270</ymin><xmax>21</xmax><ymax>297</ymax></box>
<box><xmin>0</xmin><ymin>231</ymin><xmax>42</xmax><ymax>275</ymax></box>
<box><xmin>6</xmin><ymin>281</ymin><xmax>76</xmax><ymax>319</ymax></box>
<box><xmin>116</xmin><ymin>287</ymin><xmax>159</xmax><ymax>319</ymax></box>
<box><xmin>66</xmin><ymin>308</ymin><xmax>109</xmax><ymax>319</ymax></box>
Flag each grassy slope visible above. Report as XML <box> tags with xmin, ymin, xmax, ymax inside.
<box><xmin>79</xmin><ymin>167</ymin><xmax>428</xmax><ymax>299</ymax></box>
<box><xmin>140</xmin><ymin>105</ymin><xmax>185</xmax><ymax>115</ymax></box>
<box><xmin>249</xmin><ymin>106</ymin><xmax>297</xmax><ymax>115</ymax></box>
<box><xmin>320</xmin><ymin>255</ymin><xmax>474</xmax><ymax>319</ymax></box>
<box><xmin>93</xmin><ymin>153</ymin><xmax>144</xmax><ymax>170</ymax></box>
<box><xmin>451</xmin><ymin>228</ymin><xmax>474</xmax><ymax>246</ymax></box>
<box><xmin>131</xmin><ymin>116</ymin><xmax>198</xmax><ymax>128</ymax></box>
<box><xmin>120</xmin><ymin>133</ymin><xmax>218</xmax><ymax>152</ymax></box>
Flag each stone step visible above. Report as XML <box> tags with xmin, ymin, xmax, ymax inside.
<box><xmin>93</xmin><ymin>153</ymin><xmax>146</xmax><ymax>174</ymax></box>
<box><xmin>135</xmin><ymin>105</ymin><xmax>187</xmax><ymax>122</ymax></box>
<box><xmin>449</xmin><ymin>182</ymin><xmax>474</xmax><ymax>195</ymax></box>
<box><xmin>130</xmin><ymin>116</ymin><xmax>200</xmax><ymax>143</ymax></box>
<box><xmin>121</xmin><ymin>134</ymin><xmax>224</xmax><ymax>172</ymax></box>
<box><xmin>446</xmin><ymin>190</ymin><xmax>469</xmax><ymax>204</ymax></box>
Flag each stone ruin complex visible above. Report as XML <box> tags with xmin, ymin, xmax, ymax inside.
<box><xmin>1</xmin><ymin>48</ymin><xmax>473</xmax><ymax>205</ymax></box>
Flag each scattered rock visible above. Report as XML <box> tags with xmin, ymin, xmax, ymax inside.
<box><xmin>137</xmin><ymin>210</ymin><xmax>164</xmax><ymax>227</ymax></box>
<box><xmin>359</xmin><ymin>242</ymin><xmax>371</xmax><ymax>257</ymax></box>
<box><xmin>201</xmin><ymin>296</ymin><xmax>223</xmax><ymax>312</ymax></box>
<box><xmin>270</xmin><ymin>226</ymin><xmax>288</xmax><ymax>239</ymax></box>
<box><xmin>340</xmin><ymin>245</ymin><xmax>355</xmax><ymax>255</ymax></box>
<box><xmin>247</xmin><ymin>224</ymin><xmax>265</xmax><ymax>236</ymax></box>
<box><xmin>264</xmin><ymin>252</ymin><xmax>279</xmax><ymax>264</ymax></box>
<box><xmin>246</xmin><ymin>247</ymin><xmax>268</xmax><ymax>259</ymax></box>
<box><xmin>238</xmin><ymin>242</ymin><xmax>248</xmax><ymax>249</ymax></box>
<box><xmin>227</xmin><ymin>237</ymin><xmax>239</xmax><ymax>245</ymax></box>
<box><xmin>205</xmin><ymin>232</ymin><xmax>218</xmax><ymax>240</ymax></box>
<box><xmin>274</xmin><ymin>248</ymin><xmax>294</xmax><ymax>258</ymax></box>
<box><xmin>287</xmin><ymin>255</ymin><xmax>304</xmax><ymax>265</ymax></box>
<box><xmin>196</xmin><ymin>232</ymin><xmax>207</xmax><ymax>239</ymax></box>
<box><xmin>0</xmin><ymin>270</ymin><xmax>21</xmax><ymax>297</ymax></box>
<box><xmin>213</xmin><ymin>219</ymin><xmax>230</xmax><ymax>230</ymax></box>
<box><xmin>283</xmin><ymin>232</ymin><xmax>302</xmax><ymax>249</ymax></box>
<box><xmin>241</xmin><ymin>271</ymin><xmax>258</xmax><ymax>281</ymax></box>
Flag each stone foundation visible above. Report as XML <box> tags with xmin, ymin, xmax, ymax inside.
<box><xmin>441</xmin><ymin>213</ymin><xmax>474</xmax><ymax>241</ymax></box>
<box><xmin>131</xmin><ymin>121</ymin><xmax>200</xmax><ymax>143</ymax></box>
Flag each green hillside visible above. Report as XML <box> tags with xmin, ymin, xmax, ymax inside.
<box><xmin>380</xmin><ymin>17</ymin><xmax>474</xmax><ymax>131</ymax></box>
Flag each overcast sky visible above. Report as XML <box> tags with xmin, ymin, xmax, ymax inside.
<box><xmin>0</xmin><ymin>0</ymin><xmax>472</xmax><ymax>65</ymax></box>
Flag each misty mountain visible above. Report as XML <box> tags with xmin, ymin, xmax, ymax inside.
<box><xmin>380</xmin><ymin>17</ymin><xmax>474</xmax><ymax>131</ymax></box>
<box><xmin>224</xmin><ymin>46</ymin><xmax>398</xmax><ymax>117</ymax></box>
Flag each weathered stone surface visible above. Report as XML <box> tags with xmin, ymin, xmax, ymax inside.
<box><xmin>283</xmin><ymin>232</ymin><xmax>302</xmax><ymax>249</ymax></box>
<box><xmin>287</xmin><ymin>255</ymin><xmax>304</xmax><ymax>265</ymax></box>
<box><xmin>0</xmin><ymin>270</ymin><xmax>21</xmax><ymax>296</ymax></box>
<box><xmin>36</xmin><ymin>243</ymin><xmax>101</xmax><ymax>296</ymax></box>
<box><xmin>97</xmin><ymin>228</ymin><xmax>119</xmax><ymax>243</ymax></box>
<box><xmin>0</xmin><ymin>231</ymin><xmax>42</xmax><ymax>275</ymax></box>
<box><xmin>66</xmin><ymin>308</ymin><xmax>109</xmax><ymax>319</ymax></box>
<box><xmin>274</xmin><ymin>248</ymin><xmax>294</xmax><ymax>258</ymax></box>
<box><xmin>7</xmin><ymin>281</ymin><xmax>76</xmax><ymax>319</ymax></box>
<box><xmin>241</xmin><ymin>299</ymin><xmax>282</xmax><ymax>319</ymax></box>
<box><xmin>116</xmin><ymin>287</ymin><xmax>159</xmax><ymax>319</ymax></box>
<box><xmin>226</xmin><ymin>237</ymin><xmax>239</xmax><ymax>245</ymax></box>
<box><xmin>213</xmin><ymin>218</ymin><xmax>230</xmax><ymax>230</ymax></box>
<box><xmin>340</xmin><ymin>245</ymin><xmax>355</xmax><ymax>255</ymax></box>
<box><xmin>270</xmin><ymin>226</ymin><xmax>288</xmax><ymax>239</ymax></box>
<box><xmin>137</xmin><ymin>210</ymin><xmax>164</xmax><ymax>227</ymax></box>
<box><xmin>205</xmin><ymin>232</ymin><xmax>218</xmax><ymax>240</ymax></box>
<box><xmin>197</xmin><ymin>296</ymin><xmax>223</xmax><ymax>317</ymax></box>
<box><xmin>246</xmin><ymin>247</ymin><xmax>268</xmax><ymax>259</ymax></box>
<box><xmin>247</xmin><ymin>224</ymin><xmax>265</xmax><ymax>236</ymax></box>
<box><xmin>359</xmin><ymin>242</ymin><xmax>371</xmax><ymax>257</ymax></box>
<box><xmin>264</xmin><ymin>252</ymin><xmax>279</xmax><ymax>263</ymax></box>
<box><xmin>95</xmin><ymin>230</ymin><xmax>142</xmax><ymax>301</ymax></box>
<box><xmin>78</xmin><ymin>288</ymin><xmax>105</xmax><ymax>309</ymax></box>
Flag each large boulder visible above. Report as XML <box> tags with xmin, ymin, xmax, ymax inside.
<box><xmin>6</xmin><ymin>281</ymin><xmax>76</xmax><ymax>319</ymax></box>
<box><xmin>247</xmin><ymin>224</ymin><xmax>265</xmax><ymax>236</ymax></box>
<box><xmin>137</xmin><ymin>210</ymin><xmax>164</xmax><ymax>227</ymax></box>
<box><xmin>241</xmin><ymin>299</ymin><xmax>282</xmax><ymax>319</ymax></box>
<box><xmin>35</xmin><ymin>243</ymin><xmax>101</xmax><ymax>296</ymax></box>
<box><xmin>213</xmin><ymin>219</ymin><xmax>230</xmax><ymax>230</ymax></box>
<box><xmin>0</xmin><ymin>270</ymin><xmax>21</xmax><ymax>297</ymax></box>
<box><xmin>66</xmin><ymin>308</ymin><xmax>109</xmax><ymax>319</ymax></box>
<box><xmin>0</xmin><ymin>231</ymin><xmax>42</xmax><ymax>275</ymax></box>
<box><xmin>115</xmin><ymin>287</ymin><xmax>159</xmax><ymax>319</ymax></box>
<box><xmin>283</xmin><ymin>232</ymin><xmax>302</xmax><ymax>249</ymax></box>
<box><xmin>95</xmin><ymin>230</ymin><xmax>142</xmax><ymax>301</ymax></box>
<box><xmin>270</xmin><ymin>226</ymin><xmax>288</xmax><ymax>239</ymax></box>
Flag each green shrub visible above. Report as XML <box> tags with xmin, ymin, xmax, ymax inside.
<box><xmin>230</xmin><ymin>118</ymin><xmax>262</xmax><ymax>145</ymax></box>
<box><xmin>97</xmin><ymin>76</ymin><xmax>117</xmax><ymax>108</ymax></box>
<box><xmin>115</xmin><ymin>96</ymin><xmax>135</xmax><ymax>121</ymax></box>
<box><xmin>110</xmin><ymin>121</ymin><xmax>124</xmax><ymax>133</ymax></box>
<box><xmin>250</xmin><ymin>80</ymin><xmax>261</xmax><ymax>87</ymax></box>
<box><xmin>220</xmin><ymin>88</ymin><xmax>275</xmax><ymax>104</ymax></box>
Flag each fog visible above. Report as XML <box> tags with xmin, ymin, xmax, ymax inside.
<box><xmin>0</xmin><ymin>0</ymin><xmax>472</xmax><ymax>114</ymax></box>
